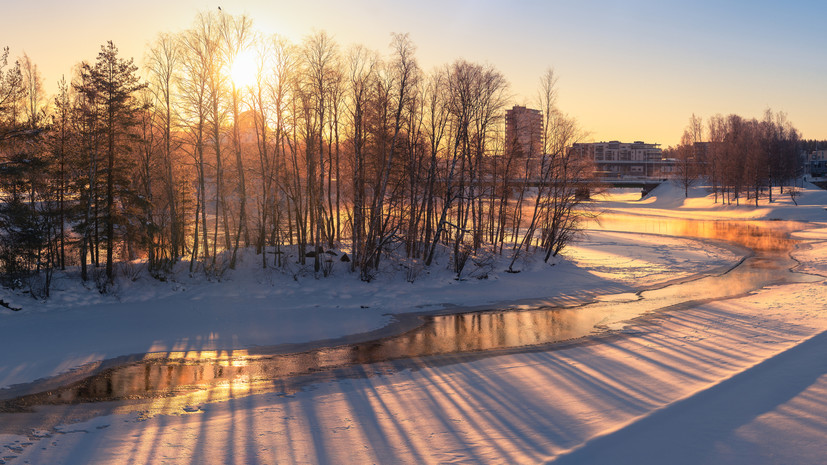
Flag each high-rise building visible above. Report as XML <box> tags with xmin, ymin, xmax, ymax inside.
<box><xmin>505</xmin><ymin>105</ymin><xmax>543</xmax><ymax>157</ymax></box>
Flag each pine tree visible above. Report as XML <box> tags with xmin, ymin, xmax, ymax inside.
<box><xmin>75</xmin><ymin>41</ymin><xmax>146</xmax><ymax>285</ymax></box>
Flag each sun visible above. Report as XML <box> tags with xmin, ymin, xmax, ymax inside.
<box><xmin>230</xmin><ymin>49</ymin><xmax>258</xmax><ymax>88</ymax></box>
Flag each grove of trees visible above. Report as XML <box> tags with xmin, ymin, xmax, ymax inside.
<box><xmin>666</xmin><ymin>111</ymin><xmax>803</xmax><ymax>204</ymax></box>
<box><xmin>0</xmin><ymin>11</ymin><xmax>593</xmax><ymax>298</ymax></box>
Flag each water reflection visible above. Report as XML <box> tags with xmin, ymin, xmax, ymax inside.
<box><xmin>592</xmin><ymin>214</ymin><xmax>804</xmax><ymax>253</ymax></box>
<box><xmin>1</xmin><ymin>307</ymin><xmax>605</xmax><ymax>410</ymax></box>
<box><xmin>0</xmin><ymin>218</ymin><xmax>812</xmax><ymax>411</ymax></box>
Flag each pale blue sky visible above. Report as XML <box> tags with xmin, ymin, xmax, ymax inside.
<box><xmin>5</xmin><ymin>0</ymin><xmax>826</xmax><ymax>146</ymax></box>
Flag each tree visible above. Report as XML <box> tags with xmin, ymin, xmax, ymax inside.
<box><xmin>0</xmin><ymin>47</ymin><xmax>24</xmax><ymax>135</ymax></box>
<box><xmin>360</xmin><ymin>33</ymin><xmax>419</xmax><ymax>280</ymax></box>
<box><xmin>423</xmin><ymin>60</ymin><xmax>478</xmax><ymax>269</ymax></box>
<box><xmin>301</xmin><ymin>31</ymin><xmax>340</xmax><ymax>275</ymax></box>
<box><xmin>245</xmin><ymin>34</ymin><xmax>274</xmax><ymax>268</ymax></box>
<box><xmin>674</xmin><ymin>129</ymin><xmax>699</xmax><ymax>198</ymax></box>
<box><xmin>179</xmin><ymin>20</ymin><xmax>214</xmax><ymax>271</ymax></box>
<box><xmin>508</xmin><ymin>69</ymin><xmax>590</xmax><ymax>270</ymax></box>
<box><xmin>146</xmin><ymin>33</ymin><xmax>183</xmax><ymax>269</ymax></box>
<box><xmin>420</xmin><ymin>67</ymin><xmax>449</xmax><ymax>261</ymax></box>
<box><xmin>0</xmin><ymin>50</ymin><xmax>55</xmax><ymax>296</ymax></box>
<box><xmin>220</xmin><ymin>11</ymin><xmax>254</xmax><ymax>269</ymax></box>
<box><xmin>50</xmin><ymin>76</ymin><xmax>72</xmax><ymax>269</ymax></box>
<box><xmin>194</xmin><ymin>11</ymin><xmax>233</xmax><ymax>270</ymax></box>
<box><xmin>706</xmin><ymin>114</ymin><xmax>726</xmax><ymax>203</ymax></box>
<box><xmin>692</xmin><ymin>111</ymin><xmax>800</xmax><ymax>207</ymax></box>
<box><xmin>345</xmin><ymin>44</ymin><xmax>379</xmax><ymax>273</ymax></box>
<box><xmin>75</xmin><ymin>41</ymin><xmax>146</xmax><ymax>285</ymax></box>
<box><xmin>265</xmin><ymin>34</ymin><xmax>295</xmax><ymax>268</ymax></box>
<box><xmin>19</xmin><ymin>53</ymin><xmax>45</xmax><ymax>129</ymax></box>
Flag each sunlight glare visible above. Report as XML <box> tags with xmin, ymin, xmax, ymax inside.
<box><xmin>230</xmin><ymin>49</ymin><xmax>258</xmax><ymax>88</ymax></box>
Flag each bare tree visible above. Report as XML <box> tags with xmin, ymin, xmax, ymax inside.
<box><xmin>359</xmin><ymin>33</ymin><xmax>418</xmax><ymax>280</ymax></box>
<box><xmin>265</xmin><ymin>34</ymin><xmax>295</xmax><ymax>267</ymax></box>
<box><xmin>19</xmin><ymin>54</ymin><xmax>45</xmax><ymax>129</ymax></box>
<box><xmin>300</xmin><ymin>31</ymin><xmax>340</xmax><ymax>274</ymax></box>
<box><xmin>420</xmin><ymin>68</ymin><xmax>449</xmax><ymax>260</ymax></box>
<box><xmin>344</xmin><ymin>44</ymin><xmax>379</xmax><ymax>273</ymax></box>
<box><xmin>195</xmin><ymin>12</ymin><xmax>233</xmax><ymax>268</ymax></box>
<box><xmin>179</xmin><ymin>23</ymin><xmax>213</xmax><ymax>271</ymax></box>
<box><xmin>146</xmin><ymin>33</ymin><xmax>183</xmax><ymax>268</ymax></box>
<box><xmin>508</xmin><ymin>69</ymin><xmax>588</xmax><ymax>270</ymax></box>
<box><xmin>706</xmin><ymin>114</ymin><xmax>726</xmax><ymax>203</ymax></box>
<box><xmin>424</xmin><ymin>60</ymin><xmax>475</xmax><ymax>269</ymax></box>
<box><xmin>673</xmin><ymin>129</ymin><xmax>698</xmax><ymax>198</ymax></box>
<box><xmin>220</xmin><ymin>11</ymin><xmax>254</xmax><ymax>269</ymax></box>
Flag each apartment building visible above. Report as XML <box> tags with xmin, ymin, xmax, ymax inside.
<box><xmin>571</xmin><ymin>141</ymin><xmax>673</xmax><ymax>180</ymax></box>
<box><xmin>505</xmin><ymin>105</ymin><xmax>543</xmax><ymax>157</ymax></box>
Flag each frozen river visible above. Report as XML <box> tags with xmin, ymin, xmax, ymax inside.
<box><xmin>0</xmin><ymin>217</ymin><xmax>816</xmax><ymax>422</ymax></box>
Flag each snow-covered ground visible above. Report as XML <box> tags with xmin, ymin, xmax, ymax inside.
<box><xmin>1</xmin><ymin>181</ymin><xmax>826</xmax><ymax>464</ymax></box>
<box><xmin>0</xmin><ymin>185</ymin><xmax>747</xmax><ymax>392</ymax></box>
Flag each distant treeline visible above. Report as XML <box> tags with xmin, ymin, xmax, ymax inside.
<box><xmin>798</xmin><ymin>139</ymin><xmax>827</xmax><ymax>153</ymax></box>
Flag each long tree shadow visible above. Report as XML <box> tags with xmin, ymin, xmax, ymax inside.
<box><xmin>549</xmin><ymin>330</ymin><xmax>827</xmax><ymax>465</ymax></box>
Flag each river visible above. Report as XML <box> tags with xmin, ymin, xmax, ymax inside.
<box><xmin>0</xmin><ymin>217</ymin><xmax>816</xmax><ymax>423</ymax></box>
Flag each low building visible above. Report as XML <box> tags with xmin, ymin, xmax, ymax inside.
<box><xmin>571</xmin><ymin>141</ymin><xmax>674</xmax><ymax>180</ymax></box>
<box><xmin>806</xmin><ymin>150</ymin><xmax>827</xmax><ymax>179</ymax></box>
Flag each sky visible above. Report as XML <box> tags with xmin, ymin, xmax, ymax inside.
<box><xmin>4</xmin><ymin>0</ymin><xmax>826</xmax><ymax>147</ymax></box>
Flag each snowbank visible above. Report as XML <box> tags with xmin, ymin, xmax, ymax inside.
<box><xmin>597</xmin><ymin>180</ymin><xmax>827</xmax><ymax>222</ymax></box>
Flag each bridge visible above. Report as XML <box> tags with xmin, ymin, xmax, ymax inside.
<box><xmin>434</xmin><ymin>177</ymin><xmax>668</xmax><ymax>198</ymax></box>
<box><xmin>597</xmin><ymin>178</ymin><xmax>667</xmax><ymax>196</ymax></box>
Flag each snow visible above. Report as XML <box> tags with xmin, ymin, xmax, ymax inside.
<box><xmin>596</xmin><ymin>181</ymin><xmax>827</xmax><ymax>222</ymax></box>
<box><xmin>1</xmin><ymin>182</ymin><xmax>826</xmax><ymax>464</ymax></box>
<box><xmin>565</xmin><ymin>230</ymin><xmax>740</xmax><ymax>287</ymax></box>
<box><xmin>0</xmin><ymin>195</ymin><xmax>744</xmax><ymax>391</ymax></box>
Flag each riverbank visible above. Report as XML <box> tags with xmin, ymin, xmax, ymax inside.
<box><xmin>0</xmin><ymin>185</ymin><xmax>752</xmax><ymax>392</ymax></box>
<box><xmin>1</xmin><ymin>182</ymin><xmax>826</xmax><ymax>464</ymax></box>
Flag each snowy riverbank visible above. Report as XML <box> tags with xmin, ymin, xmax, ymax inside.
<box><xmin>0</xmin><ymin>183</ymin><xmax>756</xmax><ymax>392</ymax></box>
<box><xmin>1</xmin><ymin>181</ymin><xmax>826</xmax><ymax>464</ymax></box>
